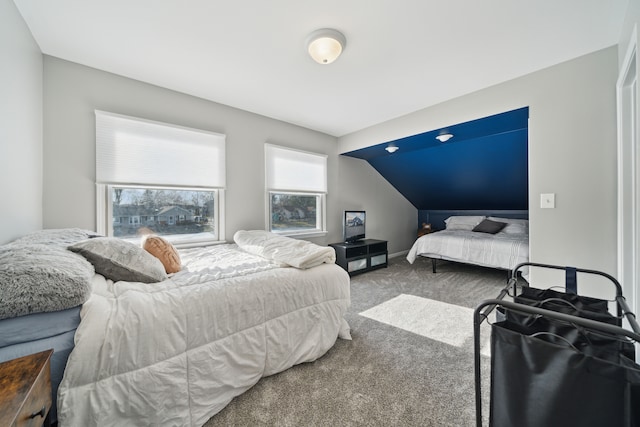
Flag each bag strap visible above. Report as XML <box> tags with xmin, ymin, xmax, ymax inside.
<box><xmin>566</xmin><ymin>267</ymin><xmax>577</xmax><ymax>294</ymax></box>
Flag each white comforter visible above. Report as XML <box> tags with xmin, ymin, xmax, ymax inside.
<box><xmin>406</xmin><ymin>229</ymin><xmax>529</xmax><ymax>271</ymax></box>
<box><xmin>233</xmin><ymin>230</ymin><xmax>336</xmax><ymax>269</ymax></box>
<box><xmin>58</xmin><ymin>243</ymin><xmax>350</xmax><ymax>427</ymax></box>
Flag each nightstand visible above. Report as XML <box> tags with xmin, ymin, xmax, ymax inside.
<box><xmin>0</xmin><ymin>349</ymin><xmax>53</xmax><ymax>427</ymax></box>
<box><xmin>418</xmin><ymin>222</ymin><xmax>433</xmax><ymax>237</ymax></box>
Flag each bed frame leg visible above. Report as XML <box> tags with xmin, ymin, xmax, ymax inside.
<box><xmin>431</xmin><ymin>258</ymin><xmax>437</xmax><ymax>273</ymax></box>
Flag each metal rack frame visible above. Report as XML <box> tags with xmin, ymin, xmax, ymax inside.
<box><xmin>473</xmin><ymin>262</ymin><xmax>640</xmax><ymax>427</ymax></box>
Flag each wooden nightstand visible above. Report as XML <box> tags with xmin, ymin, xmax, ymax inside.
<box><xmin>417</xmin><ymin>222</ymin><xmax>433</xmax><ymax>237</ymax></box>
<box><xmin>0</xmin><ymin>349</ymin><xmax>53</xmax><ymax>427</ymax></box>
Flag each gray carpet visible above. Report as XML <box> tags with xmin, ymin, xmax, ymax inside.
<box><xmin>204</xmin><ymin>256</ymin><xmax>507</xmax><ymax>426</ymax></box>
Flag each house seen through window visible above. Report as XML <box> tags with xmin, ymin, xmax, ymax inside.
<box><xmin>270</xmin><ymin>193</ymin><xmax>321</xmax><ymax>233</ymax></box>
<box><xmin>111</xmin><ymin>187</ymin><xmax>217</xmax><ymax>241</ymax></box>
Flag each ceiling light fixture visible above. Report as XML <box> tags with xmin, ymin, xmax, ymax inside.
<box><xmin>385</xmin><ymin>145</ymin><xmax>399</xmax><ymax>153</ymax></box>
<box><xmin>435</xmin><ymin>133</ymin><xmax>453</xmax><ymax>143</ymax></box>
<box><xmin>306</xmin><ymin>28</ymin><xmax>346</xmax><ymax>64</ymax></box>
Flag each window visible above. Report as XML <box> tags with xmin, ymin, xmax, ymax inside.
<box><xmin>265</xmin><ymin>144</ymin><xmax>327</xmax><ymax>236</ymax></box>
<box><xmin>108</xmin><ymin>186</ymin><xmax>218</xmax><ymax>244</ymax></box>
<box><xmin>96</xmin><ymin>111</ymin><xmax>226</xmax><ymax>246</ymax></box>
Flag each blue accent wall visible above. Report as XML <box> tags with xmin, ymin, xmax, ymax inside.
<box><xmin>342</xmin><ymin>107</ymin><xmax>529</xmax><ymax>212</ymax></box>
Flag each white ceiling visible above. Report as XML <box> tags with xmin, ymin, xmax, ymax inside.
<box><xmin>13</xmin><ymin>0</ymin><xmax>628</xmax><ymax>137</ymax></box>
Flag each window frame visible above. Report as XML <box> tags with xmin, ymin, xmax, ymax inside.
<box><xmin>97</xmin><ymin>184</ymin><xmax>225</xmax><ymax>248</ymax></box>
<box><xmin>267</xmin><ymin>190</ymin><xmax>326</xmax><ymax>237</ymax></box>
<box><xmin>265</xmin><ymin>144</ymin><xmax>328</xmax><ymax>238</ymax></box>
<box><xmin>95</xmin><ymin>110</ymin><xmax>226</xmax><ymax>247</ymax></box>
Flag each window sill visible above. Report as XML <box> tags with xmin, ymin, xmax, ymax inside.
<box><xmin>174</xmin><ymin>240</ymin><xmax>226</xmax><ymax>249</ymax></box>
<box><xmin>122</xmin><ymin>236</ymin><xmax>225</xmax><ymax>249</ymax></box>
<box><xmin>273</xmin><ymin>230</ymin><xmax>328</xmax><ymax>239</ymax></box>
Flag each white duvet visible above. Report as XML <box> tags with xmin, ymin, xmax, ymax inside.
<box><xmin>406</xmin><ymin>229</ymin><xmax>529</xmax><ymax>271</ymax></box>
<box><xmin>58</xmin><ymin>243</ymin><xmax>350</xmax><ymax>426</ymax></box>
<box><xmin>233</xmin><ymin>230</ymin><xmax>336</xmax><ymax>269</ymax></box>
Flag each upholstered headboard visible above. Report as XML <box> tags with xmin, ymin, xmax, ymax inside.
<box><xmin>418</xmin><ymin>209</ymin><xmax>529</xmax><ymax>232</ymax></box>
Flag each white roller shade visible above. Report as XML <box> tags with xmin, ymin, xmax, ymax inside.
<box><xmin>265</xmin><ymin>144</ymin><xmax>327</xmax><ymax>192</ymax></box>
<box><xmin>96</xmin><ymin>111</ymin><xmax>226</xmax><ymax>187</ymax></box>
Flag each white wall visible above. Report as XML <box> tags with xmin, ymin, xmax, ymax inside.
<box><xmin>0</xmin><ymin>0</ymin><xmax>43</xmax><ymax>244</ymax></box>
<box><xmin>42</xmin><ymin>56</ymin><xmax>411</xmax><ymax>248</ymax></box>
<box><xmin>339</xmin><ymin>47</ymin><xmax>619</xmax><ymax>295</ymax></box>
<box><xmin>617</xmin><ymin>2</ymin><xmax>640</xmax><ymax>317</ymax></box>
<box><xmin>619</xmin><ymin>0</ymin><xmax>640</xmax><ymax>70</ymax></box>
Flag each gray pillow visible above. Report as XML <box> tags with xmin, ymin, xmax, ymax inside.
<box><xmin>0</xmin><ymin>244</ymin><xmax>95</xmax><ymax>320</ymax></box>
<box><xmin>11</xmin><ymin>228</ymin><xmax>101</xmax><ymax>247</ymax></box>
<box><xmin>472</xmin><ymin>219</ymin><xmax>507</xmax><ymax>234</ymax></box>
<box><xmin>69</xmin><ymin>237</ymin><xmax>167</xmax><ymax>283</ymax></box>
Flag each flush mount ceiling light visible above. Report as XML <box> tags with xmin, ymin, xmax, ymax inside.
<box><xmin>306</xmin><ymin>28</ymin><xmax>346</xmax><ymax>64</ymax></box>
<box><xmin>435</xmin><ymin>133</ymin><xmax>454</xmax><ymax>143</ymax></box>
<box><xmin>385</xmin><ymin>145</ymin><xmax>399</xmax><ymax>153</ymax></box>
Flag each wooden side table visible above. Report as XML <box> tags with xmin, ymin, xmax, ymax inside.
<box><xmin>0</xmin><ymin>349</ymin><xmax>53</xmax><ymax>427</ymax></box>
<box><xmin>417</xmin><ymin>222</ymin><xmax>433</xmax><ymax>237</ymax></box>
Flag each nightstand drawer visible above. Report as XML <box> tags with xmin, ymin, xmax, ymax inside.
<box><xmin>0</xmin><ymin>350</ymin><xmax>53</xmax><ymax>427</ymax></box>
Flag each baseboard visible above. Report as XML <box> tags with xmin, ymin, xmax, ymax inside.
<box><xmin>389</xmin><ymin>250</ymin><xmax>408</xmax><ymax>259</ymax></box>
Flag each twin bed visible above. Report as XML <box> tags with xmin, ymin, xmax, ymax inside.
<box><xmin>0</xmin><ymin>229</ymin><xmax>351</xmax><ymax>426</ymax></box>
<box><xmin>407</xmin><ymin>215</ymin><xmax>530</xmax><ymax>275</ymax></box>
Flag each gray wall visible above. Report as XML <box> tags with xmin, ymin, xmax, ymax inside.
<box><xmin>0</xmin><ymin>0</ymin><xmax>43</xmax><ymax>244</ymax></box>
<box><xmin>339</xmin><ymin>46</ymin><xmax>619</xmax><ymax>293</ymax></box>
<box><xmin>42</xmin><ymin>56</ymin><xmax>413</xmax><ymax>249</ymax></box>
<box><xmin>336</xmin><ymin>155</ymin><xmax>417</xmax><ymax>255</ymax></box>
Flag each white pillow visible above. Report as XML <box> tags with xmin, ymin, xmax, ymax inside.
<box><xmin>502</xmin><ymin>223</ymin><xmax>528</xmax><ymax>235</ymax></box>
<box><xmin>488</xmin><ymin>216</ymin><xmax>528</xmax><ymax>225</ymax></box>
<box><xmin>444</xmin><ymin>216</ymin><xmax>486</xmax><ymax>231</ymax></box>
<box><xmin>489</xmin><ymin>217</ymin><xmax>529</xmax><ymax>235</ymax></box>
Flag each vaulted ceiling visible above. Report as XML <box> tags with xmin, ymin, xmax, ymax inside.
<box><xmin>342</xmin><ymin>108</ymin><xmax>529</xmax><ymax>211</ymax></box>
<box><xmin>12</xmin><ymin>1</ymin><xmax>627</xmax><ymax>137</ymax></box>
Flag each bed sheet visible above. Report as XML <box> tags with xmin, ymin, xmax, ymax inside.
<box><xmin>406</xmin><ymin>229</ymin><xmax>529</xmax><ymax>271</ymax></box>
<box><xmin>0</xmin><ymin>306</ymin><xmax>81</xmax><ymax>348</ymax></box>
<box><xmin>0</xmin><ymin>306</ymin><xmax>82</xmax><ymax>423</ymax></box>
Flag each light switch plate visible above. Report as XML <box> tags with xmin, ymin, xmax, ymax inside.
<box><xmin>540</xmin><ymin>193</ymin><xmax>555</xmax><ymax>209</ymax></box>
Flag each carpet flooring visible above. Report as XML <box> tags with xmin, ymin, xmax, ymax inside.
<box><xmin>204</xmin><ymin>256</ymin><xmax>508</xmax><ymax>426</ymax></box>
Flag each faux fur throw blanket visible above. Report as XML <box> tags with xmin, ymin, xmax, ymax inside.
<box><xmin>233</xmin><ymin>230</ymin><xmax>336</xmax><ymax>269</ymax></box>
<box><xmin>0</xmin><ymin>229</ymin><xmax>97</xmax><ymax>320</ymax></box>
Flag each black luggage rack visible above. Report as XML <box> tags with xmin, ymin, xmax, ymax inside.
<box><xmin>473</xmin><ymin>262</ymin><xmax>640</xmax><ymax>427</ymax></box>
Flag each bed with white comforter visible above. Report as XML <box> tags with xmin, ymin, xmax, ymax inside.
<box><xmin>57</xmin><ymin>231</ymin><xmax>350</xmax><ymax>426</ymax></box>
<box><xmin>407</xmin><ymin>216</ymin><xmax>529</xmax><ymax>272</ymax></box>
